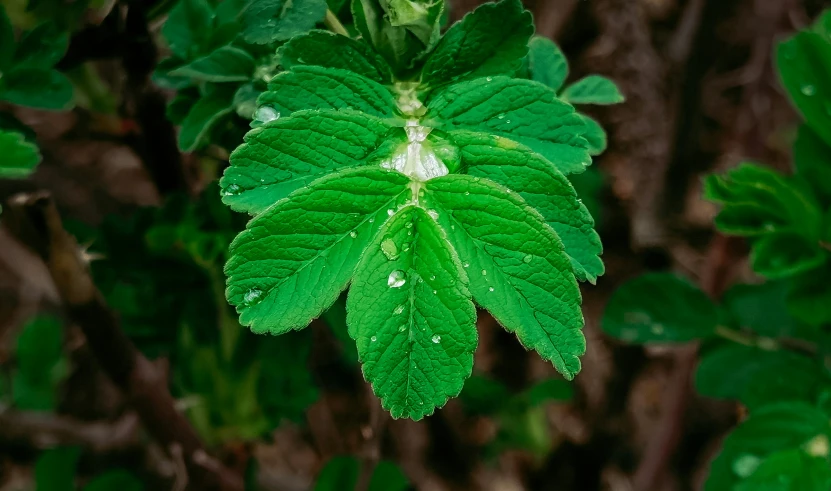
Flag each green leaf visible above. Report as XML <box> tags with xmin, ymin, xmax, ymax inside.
<box><xmin>787</xmin><ymin>262</ymin><xmax>831</xmax><ymax>327</ymax></box>
<box><xmin>367</xmin><ymin>460</ymin><xmax>409</xmax><ymax>491</ymax></box>
<box><xmin>178</xmin><ymin>86</ymin><xmax>236</xmax><ymax>152</ymax></box>
<box><xmin>427</xmin><ymin>76</ymin><xmax>591</xmax><ymax>175</ymax></box>
<box><xmin>453</xmin><ymin>131</ymin><xmax>603</xmax><ymax>282</ymax></box>
<box><xmin>794</xmin><ymin>124</ymin><xmax>831</xmax><ymax>206</ymax></box>
<box><xmin>257</xmin><ymin>66</ymin><xmax>397</xmax><ymax>118</ymax></box>
<box><xmin>602</xmin><ymin>273</ymin><xmax>718</xmax><ymax>343</ymax></box>
<box><xmin>734</xmin><ymin>449</ymin><xmax>831</xmax><ymax>491</ymax></box>
<box><xmin>14</xmin><ymin>316</ymin><xmax>67</xmax><ymax>411</ymax></box>
<box><xmin>347</xmin><ymin>206</ymin><xmax>476</xmax><ymax>419</ymax></box>
<box><xmin>258</xmin><ymin>330</ymin><xmax>319</xmax><ymax>423</ymax></box>
<box><xmin>0</xmin><ymin>68</ymin><xmax>74</xmax><ymax>110</ymax></box>
<box><xmin>750</xmin><ymin>232</ymin><xmax>826</xmax><ymax>279</ymax></box>
<box><xmin>242</xmin><ymin>0</ymin><xmax>328</xmax><ymax>45</ymax></box>
<box><xmin>579</xmin><ymin>114</ymin><xmax>607</xmax><ymax>156</ymax></box>
<box><xmin>82</xmin><ymin>471</ymin><xmax>143</xmax><ymax>491</ymax></box>
<box><xmin>695</xmin><ymin>344</ymin><xmax>828</xmax><ymax>410</ymax></box>
<box><xmin>225</xmin><ymin>167</ymin><xmax>411</xmax><ymax>334</ymax></box>
<box><xmin>0</xmin><ymin>5</ymin><xmax>13</xmax><ymax>71</ymax></box>
<box><xmin>523</xmin><ymin>378</ymin><xmax>573</xmax><ymax>406</ymax></box>
<box><xmin>459</xmin><ymin>375</ymin><xmax>511</xmax><ymax>415</ymax></box>
<box><xmin>723</xmin><ymin>282</ymin><xmax>805</xmax><ymax>338</ymax></box>
<box><xmin>162</xmin><ymin>0</ymin><xmax>215</xmax><ymax>60</ymax></box>
<box><xmin>426</xmin><ymin>175</ymin><xmax>585</xmax><ymax>380</ymax></box>
<box><xmin>420</xmin><ymin>0</ymin><xmax>532</xmax><ymax>86</ymax></box>
<box><xmin>233</xmin><ymin>82</ymin><xmax>262</xmax><ymax>119</ymax></box>
<box><xmin>169</xmin><ymin>45</ymin><xmax>255</xmax><ymax>82</ymax></box>
<box><xmin>12</xmin><ymin>23</ymin><xmax>68</xmax><ymax>69</ymax></box>
<box><xmin>314</xmin><ymin>456</ymin><xmax>360</xmax><ymax>491</ymax></box>
<box><xmin>0</xmin><ymin>129</ymin><xmax>41</xmax><ymax>178</ymax></box>
<box><xmin>278</xmin><ymin>30</ymin><xmax>394</xmax><ymax>83</ymax></box>
<box><xmin>704</xmin><ymin>402</ymin><xmax>831</xmax><ymax>491</ymax></box>
<box><xmin>777</xmin><ymin>27</ymin><xmax>831</xmax><ymax>148</ymax></box>
<box><xmin>34</xmin><ymin>447</ymin><xmax>80</xmax><ymax>491</ymax></box>
<box><xmin>220</xmin><ymin>110</ymin><xmax>395</xmax><ymax>214</ymax></box>
<box><xmin>527</xmin><ymin>35</ymin><xmax>568</xmax><ymax>92</ymax></box>
<box><xmin>560</xmin><ymin>75</ymin><xmax>625</xmax><ymax>105</ymax></box>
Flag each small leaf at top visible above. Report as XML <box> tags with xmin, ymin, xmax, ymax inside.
<box><xmin>347</xmin><ymin>206</ymin><xmax>476</xmax><ymax>419</ymax></box>
<box><xmin>0</xmin><ymin>130</ymin><xmax>41</xmax><ymax>179</ymax></box>
<box><xmin>242</xmin><ymin>0</ymin><xmax>328</xmax><ymax>45</ymax></box>
<box><xmin>278</xmin><ymin>30</ymin><xmax>394</xmax><ymax>83</ymax></box>
<box><xmin>420</xmin><ymin>0</ymin><xmax>533</xmax><ymax>86</ymax></box>
<box><xmin>427</xmin><ymin>76</ymin><xmax>591</xmax><ymax>175</ymax></box>
<box><xmin>527</xmin><ymin>35</ymin><xmax>569</xmax><ymax>92</ymax></box>
<box><xmin>602</xmin><ymin>272</ymin><xmax>718</xmax><ymax>343</ymax></box>
<box><xmin>560</xmin><ymin>75</ymin><xmax>625</xmax><ymax>105</ymax></box>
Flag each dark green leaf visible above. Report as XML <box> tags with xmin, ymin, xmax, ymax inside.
<box><xmin>750</xmin><ymin>232</ymin><xmax>826</xmax><ymax>279</ymax></box>
<box><xmin>169</xmin><ymin>45</ymin><xmax>255</xmax><ymax>82</ymax></box>
<box><xmin>787</xmin><ymin>262</ymin><xmax>831</xmax><ymax>327</ymax></box>
<box><xmin>14</xmin><ymin>316</ymin><xmax>66</xmax><ymax>411</ymax></box>
<box><xmin>162</xmin><ymin>0</ymin><xmax>215</xmax><ymax>60</ymax></box>
<box><xmin>242</xmin><ymin>0</ymin><xmax>328</xmax><ymax>45</ymax></box>
<box><xmin>368</xmin><ymin>460</ymin><xmax>409</xmax><ymax>491</ymax></box>
<box><xmin>0</xmin><ymin>68</ymin><xmax>74</xmax><ymax>110</ymax></box>
<box><xmin>34</xmin><ymin>447</ymin><xmax>80</xmax><ymax>491</ymax></box>
<box><xmin>13</xmin><ymin>23</ymin><xmax>68</xmax><ymax>69</ymax></box>
<box><xmin>527</xmin><ymin>35</ymin><xmax>568</xmax><ymax>92</ymax></box>
<box><xmin>459</xmin><ymin>375</ymin><xmax>511</xmax><ymax>415</ymax></box>
<box><xmin>82</xmin><ymin>471</ymin><xmax>143</xmax><ymax>491</ymax></box>
<box><xmin>178</xmin><ymin>86</ymin><xmax>236</xmax><ymax>151</ymax></box>
<box><xmin>794</xmin><ymin>124</ymin><xmax>831</xmax><ymax>206</ymax></box>
<box><xmin>523</xmin><ymin>378</ymin><xmax>573</xmax><ymax>406</ymax></box>
<box><xmin>0</xmin><ymin>129</ymin><xmax>41</xmax><ymax>178</ymax></box>
<box><xmin>314</xmin><ymin>456</ymin><xmax>360</xmax><ymax>491</ymax></box>
<box><xmin>602</xmin><ymin>273</ymin><xmax>718</xmax><ymax>343</ymax></box>
<box><xmin>278</xmin><ymin>30</ymin><xmax>394</xmax><ymax>83</ymax></box>
<box><xmin>258</xmin><ymin>330</ymin><xmax>319</xmax><ymax>423</ymax></box>
<box><xmin>0</xmin><ymin>5</ymin><xmax>13</xmax><ymax>70</ymax></box>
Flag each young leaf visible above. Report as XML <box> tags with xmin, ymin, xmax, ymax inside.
<box><xmin>426</xmin><ymin>76</ymin><xmax>591</xmax><ymax>175</ymax></box>
<box><xmin>420</xmin><ymin>0</ymin><xmax>533</xmax><ymax>86</ymax></box>
<box><xmin>560</xmin><ymin>75</ymin><xmax>625</xmax><ymax>105</ymax></box>
<box><xmin>169</xmin><ymin>45</ymin><xmax>255</xmax><ymax>82</ymax></box>
<box><xmin>454</xmin><ymin>131</ymin><xmax>603</xmax><ymax>282</ymax></box>
<box><xmin>34</xmin><ymin>447</ymin><xmax>80</xmax><ymax>491</ymax></box>
<box><xmin>178</xmin><ymin>86</ymin><xmax>236</xmax><ymax>152</ymax></box>
<box><xmin>225</xmin><ymin>167</ymin><xmax>411</xmax><ymax>334</ymax></box>
<box><xmin>602</xmin><ymin>273</ymin><xmax>718</xmax><ymax>343</ymax></box>
<box><xmin>242</xmin><ymin>0</ymin><xmax>328</xmax><ymax>45</ymax></box>
<box><xmin>220</xmin><ymin>110</ymin><xmax>396</xmax><ymax>214</ymax></box>
<box><xmin>527</xmin><ymin>35</ymin><xmax>568</xmax><ymax>92</ymax></box>
<box><xmin>426</xmin><ymin>175</ymin><xmax>586</xmax><ymax>380</ymax></box>
<box><xmin>0</xmin><ymin>129</ymin><xmax>42</xmax><ymax>178</ymax></box>
<box><xmin>12</xmin><ymin>23</ymin><xmax>69</xmax><ymax>70</ymax></box>
<box><xmin>257</xmin><ymin>66</ymin><xmax>398</xmax><ymax>118</ymax></box>
<box><xmin>278</xmin><ymin>30</ymin><xmax>394</xmax><ymax>83</ymax></box>
<box><xmin>0</xmin><ymin>68</ymin><xmax>74</xmax><ymax>110</ymax></box>
<box><xmin>347</xmin><ymin>206</ymin><xmax>477</xmax><ymax>419</ymax></box>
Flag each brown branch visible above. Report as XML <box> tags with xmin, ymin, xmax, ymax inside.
<box><xmin>0</xmin><ymin>410</ymin><xmax>140</xmax><ymax>452</ymax></box>
<box><xmin>2</xmin><ymin>192</ymin><xmax>244</xmax><ymax>491</ymax></box>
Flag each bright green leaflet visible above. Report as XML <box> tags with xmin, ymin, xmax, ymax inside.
<box><xmin>347</xmin><ymin>206</ymin><xmax>476</xmax><ymax>419</ymax></box>
<box><xmin>223</xmin><ymin>0</ymin><xmax>608</xmax><ymax>418</ymax></box>
<box><xmin>527</xmin><ymin>36</ymin><xmax>568</xmax><ymax>92</ymax></box>
<box><xmin>559</xmin><ymin>75</ymin><xmax>625</xmax><ymax>105</ymax></box>
<box><xmin>242</xmin><ymin>0</ymin><xmax>328</xmax><ymax>45</ymax></box>
<box><xmin>0</xmin><ymin>129</ymin><xmax>42</xmax><ymax>179</ymax></box>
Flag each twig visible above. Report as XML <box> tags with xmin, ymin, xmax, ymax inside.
<box><xmin>0</xmin><ymin>409</ymin><xmax>140</xmax><ymax>452</ymax></box>
<box><xmin>3</xmin><ymin>192</ymin><xmax>244</xmax><ymax>491</ymax></box>
<box><xmin>324</xmin><ymin>10</ymin><xmax>350</xmax><ymax>37</ymax></box>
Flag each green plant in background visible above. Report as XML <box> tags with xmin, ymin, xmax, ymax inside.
<box><xmin>0</xmin><ymin>127</ymin><xmax>40</xmax><ymax>179</ymax></box>
<box><xmin>0</xmin><ymin>5</ymin><xmax>74</xmax><ymax>110</ymax></box>
<box><xmin>1</xmin><ymin>316</ymin><xmax>67</xmax><ymax>412</ymax></box>
<box><xmin>219</xmin><ymin>0</ymin><xmax>616</xmax><ymax>420</ymax></box>
<box><xmin>601</xmin><ymin>10</ymin><xmax>831</xmax><ymax>490</ymax></box>
<box><xmin>459</xmin><ymin>375</ymin><xmax>573</xmax><ymax>458</ymax></box>
<box><xmin>33</xmin><ymin>447</ymin><xmax>143</xmax><ymax>491</ymax></box>
<box><xmin>313</xmin><ymin>456</ymin><xmax>409</xmax><ymax>491</ymax></box>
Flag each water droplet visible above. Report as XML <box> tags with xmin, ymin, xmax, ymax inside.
<box><xmin>427</xmin><ymin>209</ymin><xmax>439</xmax><ymax>220</ymax></box>
<box><xmin>450</xmin><ymin>225</ymin><xmax>455</xmax><ymax>230</ymax></box>
<box><xmin>463</xmin><ymin>262</ymin><xmax>470</xmax><ymax>268</ymax></box>
<box><xmin>497</xmin><ymin>113</ymin><xmax>505</xmax><ymax>119</ymax></box>
<box><xmin>405</xmin><ymin>222</ymin><xmax>413</xmax><ymax>229</ymax></box>
<box><xmin>243</xmin><ymin>288</ymin><xmax>263</xmax><ymax>305</ymax></box>
<box><xmin>486</xmin><ymin>76</ymin><xmax>493</xmax><ymax>82</ymax></box>
<box><xmin>369</xmin><ymin>218</ymin><xmax>375</xmax><ymax>223</ymax></box>
<box><xmin>398</xmin><ymin>325</ymin><xmax>406</xmax><ymax>332</ymax></box>
<box><xmin>371</xmin><ymin>335</ymin><xmax>377</xmax><ymax>342</ymax></box>
<box><xmin>387</xmin><ymin>209</ymin><xmax>394</xmax><ymax>216</ymax></box>
<box><xmin>432</xmin><ymin>290</ymin><xmax>437</xmax><ymax>294</ymax></box>
<box><xmin>523</xmin><ymin>254</ymin><xmax>533</xmax><ymax>263</ymax></box>
<box><xmin>394</xmin><ymin>304</ymin><xmax>405</xmax><ymax>315</ymax></box>
<box><xmin>254</xmin><ymin>106</ymin><xmax>280</xmax><ymax>124</ymax></box>
<box><xmin>488</xmin><ymin>287</ymin><xmax>494</xmax><ymax>292</ymax></box>
<box><xmin>801</xmin><ymin>84</ymin><xmax>817</xmax><ymax>96</ymax></box>
<box><xmin>506</xmin><ymin>120</ymin><xmax>512</xmax><ymax>124</ymax></box>
<box><xmin>431</xmin><ymin>334</ymin><xmax>441</xmax><ymax>343</ymax></box>
<box><xmin>464</xmin><ymin>191</ymin><xmax>470</xmax><ymax>196</ymax></box>
<box><xmin>223</xmin><ymin>183</ymin><xmax>242</xmax><ymax>196</ymax></box>
<box><xmin>481</xmin><ymin>269</ymin><xmax>487</xmax><ymax>276</ymax></box>
<box><xmin>429</xmin><ymin>275</ymin><xmax>436</xmax><ymax>281</ymax></box>
<box><xmin>407</xmin><ymin>230</ymin><xmax>412</xmax><ymax>236</ymax></box>
<box><xmin>381</xmin><ymin>238</ymin><xmax>399</xmax><ymax>260</ymax></box>
<box><xmin>473</xmin><ymin>177</ymin><xmax>480</xmax><ymax>182</ymax></box>
<box><xmin>388</xmin><ymin>270</ymin><xmax>407</xmax><ymax>288</ymax></box>
<box><xmin>349</xmin><ymin>231</ymin><xmax>357</xmax><ymax>238</ymax></box>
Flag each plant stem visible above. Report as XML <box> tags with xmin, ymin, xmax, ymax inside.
<box><xmin>324</xmin><ymin>9</ymin><xmax>350</xmax><ymax>37</ymax></box>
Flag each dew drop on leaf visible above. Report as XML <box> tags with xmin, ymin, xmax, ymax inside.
<box><xmin>243</xmin><ymin>288</ymin><xmax>263</xmax><ymax>305</ymax></box>
<box><xmin>371</xmin><ymin>335</ymin><xmax>377</xmax><ymax>342</ymax></box>
<box><xmin>388</xmin><ymin>270</ymin><xmax>407</xmax><ymax>288</ymax></box>
<box><xmin>801</xmin><ymin>84</ymin><xmax>817</xmax><ymax>96</ymax></box>
<box><xmin>431</xmin><ymin>334</ymin><xmax>441</xmax><ymax>343</ymax></box>
<box><xmin>481</xmin><ymin>269</ymin><xmax>487</xmax><ymax>276</ymax></box>
<box><xmin>429</xmin><ymin>275</ymin><xmax>436</xmax><ymax>281</ymax></box>
<box><xmin>381</xmin><ymin>238</ymin><xmax>399</xmax><ymax>260</ymax></box>
<box><xmin>427</xmin><ymin>209</ymin><xmax>439</xmax><ymax>220</ymax></box>
<box><xmin>223</xmin><ymin>183</ymin><xmax>242</xmax><ymax>196</ymax></box>
<box><xmin>486</xmin><ymin>76</ymin><xmax>493</xmax><ymax>82</ymax></box>
<box><xmin>523</xmin><ymin>254</ymin><xmax>533</xmax><ymax>263</ymax></box>
<box><xmin>488</xmin><ymin>287</ymin><xmax>494</xmax><ymax>292</ymax></box>
<box><xmin>254</xmin><ymin>106</ymin><xmax>280</xmax><ymax>124</ymax></box>
<box><xmin>463</xmin><ymin>262</ymin><xmax>469</xmax><ymax>268</ymax></box>
<box><xmin>393</xmin><ymin>304</ymin><xmax>405</xmax><ymax>315</ymax></box>
<box><xmin>349</xmin><ymin>231</ymin><xmax>357</xmax><ymax>238</ymax></box>
<box><xmin>473</xmin><ymin>177</ymin><xmax>480</xmax><ymax>182</ymax></box>
<box><xmin>497</xmin><ymin>113</ymin><xmax>505</xmax><ymax>119</ymax></box>
<box><xmin>405</xmin><ymin>221</ymin><xmax>413</xmax><ymax>229</ymax></box>
<box><xmin>387</xmin><ymin>209</ymin><xmax>394</xmax><ymax>216</ymax></box>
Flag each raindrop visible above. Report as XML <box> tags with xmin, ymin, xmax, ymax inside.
<box><xmin>431</xmin><ymin>334</ymin><xmax>441</xmax><ymax>343</ymax></box>
<box><xmin>243</xmin><ymin>288</ymin><xmax>263</xmax><ymax>305</ymax></box>
<box><xmin>381</xmin><ymin>238</ymin><xmax>399</xmax><ymax>260</ymax></box>
<box><xmin>488</xmin><ymin>287</ymin><xmax>494</xmax><ymax>292</ymax></box>
<box><xmin>429</xmin><ymin>275</ymin><xmax>436</xmax><ymax>281</ymax></box>
<box><xmin>801</xmin><ymin>84</ymin><xmax>817</xmax><ymax>96</ymax></box>
<box><xmin>523</xmin><ymin>254</ymin><xmax>533</xmax><ymax>263</ymax></box>
<box><xmin>369</xmin><ymin>218</ymin><xmax>375</xmax><ymax>223</ymax></box>
<box><xmin>387</xmin><ymin>209</ymin><xmax>395</xmax><ymax>216</ymax></box>
<box><xmin>432</xmin><ymin>290</ymin><xmax>437</xmax><ymax>294</ymax></box>
<box><xmin>405</xmin><ymin>222</ymin><xmax>413</xmax><ymax>229</ymax></box>
<box><xmin>223</xmin><ymin>183</ymin><xmax>242</xmax><ymax>196</ymax></box>
<box><xmin>349</xmin><ymin>231</ymin><xmax>357</xmax><ymax>238</ymax></box>
<box><xmin>393</xmin><ymin>304</ymin><xmax>405</xmax><ymax>315</ymax></box>
<box><xmin>473</xmin><ymin>177</ymin><xmax>480</xmax><ymax>182</ymax></box>
<box><xmin>398</xmin><ymin>325</ymin><xmax>406</xmax><ymax>332</ymax></box>
<box><xmin>388</xmin><ymin>270</ymin><xmax>407</xmax><ymax>288</ymax></box>
<box><xmin>497</xmin><ymin>113</ymin><xmax>505</xmax><ymax>120</ymax></box>
<box><xmin>486</xmin><ymin>76</ymin><xmax>493</xmax><ymax>82</ymax></box>
<box><xmin>254</xmin><ymin>106</ymin><xmax>280</xmax><ymax>124</ymax></box>
<box><xmin>463</xmin><ymin>262</ymin><xmax>470</xmax><ymax>268</ymax></box>
<box><xmin>481</xmin><ymin>269</ymin><xmax>487</xmax><ymax>276</ymax></box>
<box><xmin>371</xmin><ymin>335</ymin><xmax>377</xmax><ymax>342</ymax></box>
<box><xmin>427</xmin><ymin>209</ymin><xmax>439</xmax><ymax>220</ymax></box>
<box><xmin>464</xmin><ymin>191</ymin><xmax>470</xmax><ymax>196</ymax></box>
